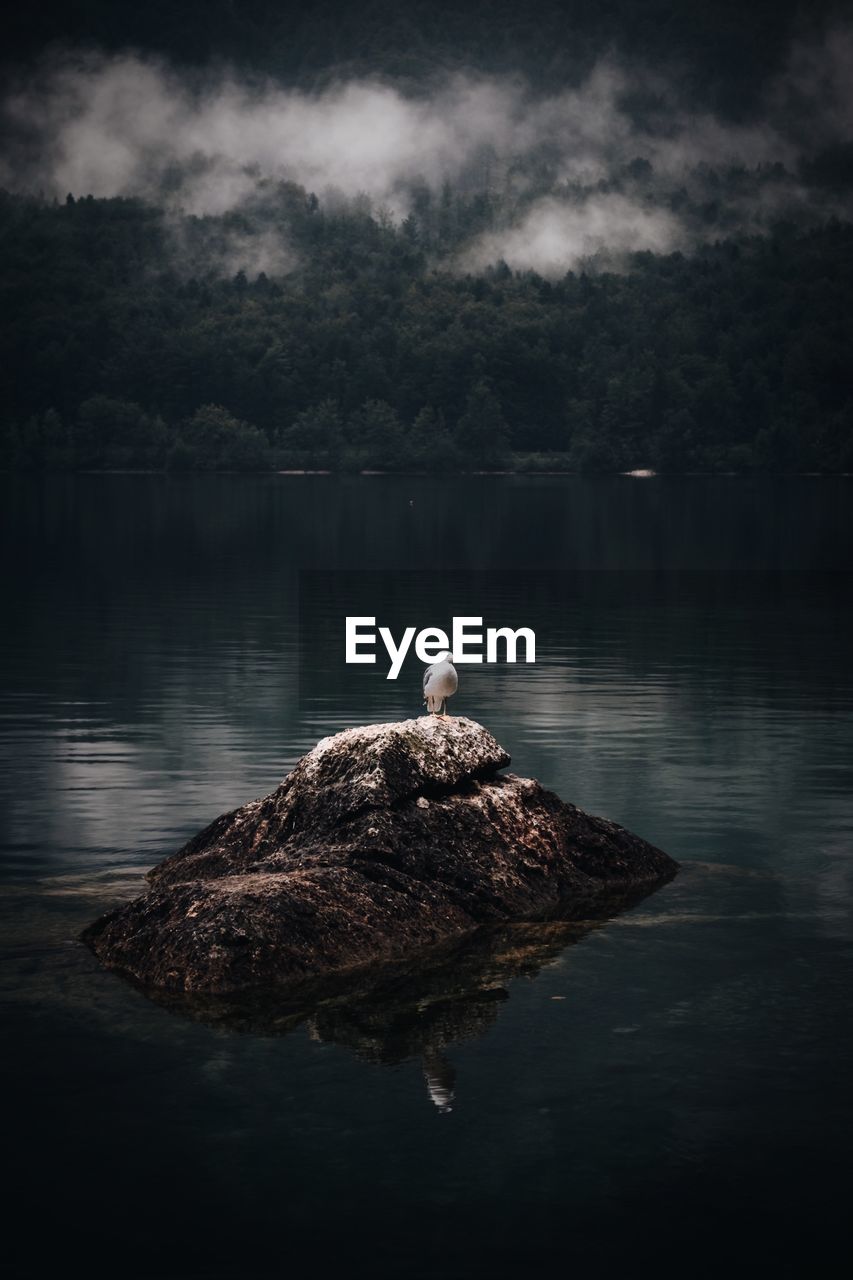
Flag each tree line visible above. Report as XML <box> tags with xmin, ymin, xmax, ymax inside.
<box><xmin>1</xmin><ymin>187</ymin><xmax>852</xmax><ymax>473</ymax></box>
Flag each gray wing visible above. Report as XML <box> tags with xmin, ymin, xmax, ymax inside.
<box><xmin>423</xmin><ymin>664</ymin><xmax>436</xmax><ymax>694</ymax></box>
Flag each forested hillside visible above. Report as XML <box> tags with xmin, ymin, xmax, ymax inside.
<box><xmin>3</xmin><ymin>1</ymin><xmax>852</xmax><ymax>472</ymax></box>
<box><xmin>2</xmin><ymin>187</ymin><xmax>851</xmax><ymax>472</ymax></box>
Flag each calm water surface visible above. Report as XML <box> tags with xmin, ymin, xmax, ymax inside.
<box><xmin>2</xmin><ymin>475</ymin><xmax>852</xmax><ymax>1277</ymax></box>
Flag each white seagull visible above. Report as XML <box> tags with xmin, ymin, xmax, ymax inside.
<box><xmin>423</xmin><ymin>652</ymin><xmax>458</xmax><ymax>717</ymax></box>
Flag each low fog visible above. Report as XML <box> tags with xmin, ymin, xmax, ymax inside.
<box><xmin>2</xmin><ymin>24</ymin><xmax>852</xmax><ymax>275</ymax></box>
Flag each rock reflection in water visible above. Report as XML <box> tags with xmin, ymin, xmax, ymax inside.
<box><xmin>143</xmin><ymin>886</ymin><xmax>662</xmax><ymax>1110</ymax></box>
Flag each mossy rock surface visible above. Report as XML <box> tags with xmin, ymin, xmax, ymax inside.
<box><xmin>82</xmin><ymin>717</ymin><xmax>677</xmax><ymax>994</ymax></box>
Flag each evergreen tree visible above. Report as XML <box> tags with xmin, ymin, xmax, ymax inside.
<box><xmin>408</xmin><ymin>406</ymin><xmax>459</xmax><ymax>471</ymax></box>
<box><xmin>179</xmin><ymin>404</ymin><xmax>271</xmax><ymax>471</ymax></box>
<box><xmin>454</xmin><ymin>382</ymin><xmax>509</xmax><ymax>467</ymax></box>
<box><xmin>345</xmin><ymin>400</ymin><xmax>406</xmax><ymax>469</ymax></box>
<box><xmin>277</xmin><ymin>399</ymin><xmax>344</xmax><ymax>466</ymax></box>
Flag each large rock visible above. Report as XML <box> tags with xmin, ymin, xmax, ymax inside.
<box><xmin>82</xmin><ymin>716</ymin><xmax>677</xmax><ymax>994</ymax></box>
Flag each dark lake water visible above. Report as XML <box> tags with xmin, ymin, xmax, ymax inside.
<box><xmin>3</xmin><ymin>474</ymin><xmax>853</xmax><ymax>1277</ymax></box>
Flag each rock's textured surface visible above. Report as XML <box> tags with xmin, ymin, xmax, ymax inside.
<box><xmin>82</xmin><ymin>716</ymin><xmax>677</xmax><ymax>994</ymax></box>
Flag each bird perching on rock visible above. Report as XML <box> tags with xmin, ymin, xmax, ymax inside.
<box><xmin>423</xmin><ymin>652</ymin><xmax>458</xmax><ymax>717</ymax></box>
<box><xmin>81</xmin><ymin>716</ymin><xmax>678</xmax><ymax>997</ymax></box>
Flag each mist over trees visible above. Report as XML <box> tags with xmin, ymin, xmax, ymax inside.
<box><xmin>2</xmin><ymin>1</ymin><xmax>852</xmax><ymax>472</ymax></box>
<box><xmin>1</xmin><ymin>183</ymin><xmax>851</xmax><ymax>473</ymax></box>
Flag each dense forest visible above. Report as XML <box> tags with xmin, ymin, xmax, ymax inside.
<box><xmin>1</xmin><ymin>182</ymin><xmax>852</xmax><ymax>473</ymax></box>
<box><xmin>3</xmin><ymin>1</ymin><xmax>852</xmax><ymax>472</ymax></box>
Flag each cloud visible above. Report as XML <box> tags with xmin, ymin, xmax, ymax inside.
<box><xmin>457</xmin><ymin>194</ymin><xmax>687</xmax><ymax>274</ymax></box>
<box><xmin>2</xmin><ymin>27</ymin><xmax>852</xmax><ymax>273</ymax></box>
<box><xmin>1</xmin><ymin>54</ymin><xmax>512</xmax><ymax>214</ymax></box>
<box><xmin>167</xmin><ymin>216</ymin><xmax>298</xmax><ymax>279</ymax></box>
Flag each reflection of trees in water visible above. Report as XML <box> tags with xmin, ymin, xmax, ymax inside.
<box><xmin>8</xmin><ymin>476</ymin><xmax>847</xmax><ymax>593</ymax></box>
<box><xmin>6</xmin><ymin>476</ymin><xmax>848</xmax><ymax>731</ymax></box>
<box><xmin>147</xmin><ymin>886</ymin><xmax>660</xmax><ymax>1109</ymax></box>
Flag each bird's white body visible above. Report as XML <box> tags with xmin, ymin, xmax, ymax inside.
<box><xmin>423</xmin><ymin>654</ymin><xmax>458</xmax><ymax>715</ymax></box>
